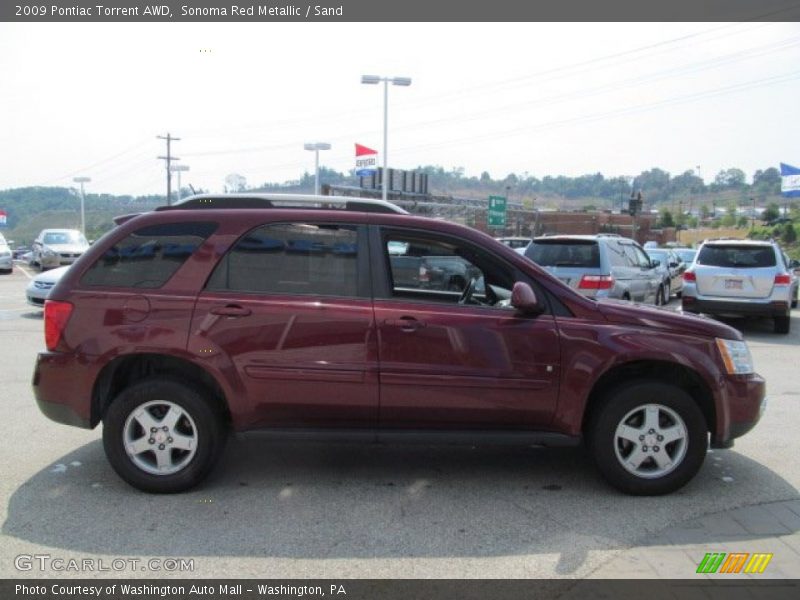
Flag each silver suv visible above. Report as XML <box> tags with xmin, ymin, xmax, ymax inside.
<box><xmin>523</xmin><ymin>234</ymin><xmax>665</xmax><ymax>304</ymax></box>
<box><xmin>681</xmin><ymin>239</ymin><xmax>799</xmax><ymax>334</ymax></box>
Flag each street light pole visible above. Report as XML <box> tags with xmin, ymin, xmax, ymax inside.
<box><xmin>361</xmin><ymin>75</ymin><xmax>412</xmax><ymax>202</ymax></box>
<box><xmin>73</xmin><ymin>177</ymin><xmax>90</xmax><ymax>236</ymax></box>
<box><xmin>303</xmin><ymin>143</ymin><xmax>331</xmax><ymax>195</ymax></box>
<box><xmin>170</xmin><ymin>164</ymin><xmax>190</xmax><ymax>203</ymax></box>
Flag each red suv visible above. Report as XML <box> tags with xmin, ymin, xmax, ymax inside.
<box><xmin>33</xmin><ymin>194</ymin><xmax>766</xmax><ymax>495</ymax></box>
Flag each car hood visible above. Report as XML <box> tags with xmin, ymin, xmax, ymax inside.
<box><xmin>32</xmin><ymin>265</ymin><xmax>71</xmax><ymax>284</ymax></box>
<box><xmin>597</xmin><ymin>299</ymin><xmax>743</xmax><ymax>341</ymax></box>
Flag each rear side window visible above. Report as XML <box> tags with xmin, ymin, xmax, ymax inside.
<box><xmin>525</xmin><ymin>240</ymin><xmax>600</xmax><ymax>268</ymax></box>
<box><xmin>81</xmin><ymin>222</ymin><xmax>216</xmax><ymax>288</ymax></box>
<box><xmin>696</xmin><ymin>245</ymin><xmax>776</xmax><ymax>268</ymax></box>
<box><xmin>206</xmin><ymin>223</ymin><xmax>361</xmax><ymax>297</ymax></box>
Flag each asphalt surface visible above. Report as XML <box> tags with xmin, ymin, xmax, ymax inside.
<box><xmin>0</xmin><ymin>264</ymin><xmax>798</xmax><ymax>579</ymax></box>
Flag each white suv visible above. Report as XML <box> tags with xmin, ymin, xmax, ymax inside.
<box><xmin>682</xmin><ymin>239</ymin><xmax>798</xmax><ymax>334</ymax></box>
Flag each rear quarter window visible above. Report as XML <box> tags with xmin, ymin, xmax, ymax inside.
<box><xmin>696</xmin><ymin>245</ymin><xmax>776</xmax><ymax>268</ymax></box>
<box><xmin>80</xmin><ymin>222</ymin><xmax>217</xmax><ymax>288</ymax></box>
<box><xmin>525</xmin><ymin>241</ymin><xmax>600</xmax><ymax>268</ymax></box>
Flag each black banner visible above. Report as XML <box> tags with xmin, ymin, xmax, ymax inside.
<box><xmin>3</xmin><ymin>0</ymin><xmax>800</xmax><ymax>22</ymax></box>
<box><xmin>4</xmin><ymin>579</ymin><xmax>800</xmax><ymax>600</ymax></box>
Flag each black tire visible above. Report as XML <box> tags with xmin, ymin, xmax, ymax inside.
<box><xmin>587</xmin><ymin>381</ymin><xmax>708</xmax><ymax>495</ymax></box>
<box><xmin>774</xmin><ymin>315</ymin><xmax>791</xmax><ymax>334</ymax></box>
<box><xmin>676</xmin><ymin>290</ymin><xmax>682</xmax><ymax>299</ymax></box>
<box><xmin>102</xmin><ymin>378</ymin><xmax>227</xmax><ymax>493</ymax></box>
<box><xmin>655</xmin><ymin>285</ymin><xmax>665</xmax><ymax>306</ymax></box>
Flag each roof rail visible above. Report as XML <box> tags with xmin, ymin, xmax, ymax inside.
<box><xmin>157</xmin><ymin>193</ymin><xmax>408</xmax><ymax>214</ymax></box>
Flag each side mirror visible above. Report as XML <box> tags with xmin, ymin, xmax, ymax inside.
<box><xmin>511</xmin><ymin>282</ymin><xmax>543</xmax><ymax>314</ymax></box>
<box><xmin>669</xmin><ymin>261</ymin><xmax>679</xmax><ymax>268</ymax></box>
<box><xmin>651</xmin><ymin>259</ymin><xmax>661</xmax><ymax>268</ymax></box>
<box><xmin>791</xmin><ymin>259</ymin><xmax>800</xmax><ymax>269</ymax></box>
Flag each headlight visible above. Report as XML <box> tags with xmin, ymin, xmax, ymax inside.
<box><xmin>715</xmin><ymin>338</ymin><xmax>754</xmax><ymax>375</ymax></box>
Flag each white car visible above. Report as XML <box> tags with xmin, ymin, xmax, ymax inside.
<box><xmin>26</xmin><ymin>265</ymin><xmax>70</xmax><ymax>307</ymax></box>
<box><xmin>31</xmin><ymin>229</ymin><xmax>89</xmax><ymax>270</ymax></box>
<box><xmin>0</xmin><ymin>233</ymin><xmax>12</xmax><ymax>274</ymax></box>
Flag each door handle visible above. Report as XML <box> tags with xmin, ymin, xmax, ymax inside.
<box><xmin>383</xmin><ymin>317</ymin><xmax>426</xmax><ymax>331</ymax></box>
<box><xmin>210</xmin><ymin>304</ymin><xmax>252</xmax><ymax>317</ymax></box>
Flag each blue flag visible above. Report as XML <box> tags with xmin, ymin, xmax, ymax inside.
<box><xmin>780</xmin><ymin>163</ymin><xmax>800</xmax><ymax>197</ymax></box>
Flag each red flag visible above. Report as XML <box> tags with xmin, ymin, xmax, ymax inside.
<box><xmin>355</xmin><ymin>143</ymin><xmax>377</xmax><ymax>157</ymax></box>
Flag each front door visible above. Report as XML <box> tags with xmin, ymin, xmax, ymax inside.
<box><xmin>373</xmin><ymin>228</ymin><xmax>561</xmax><ymax>430</ymax></box>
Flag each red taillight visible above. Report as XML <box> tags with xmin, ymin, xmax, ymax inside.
<box><xmin>774</xmin><ymin>273</ymin><xmax>791</xmax><ymax>286</ymax></box>
<box><xmin>578</xmin><ymin>275</ymin><xmax>614</xmax><ymax>290</ymax></box>
<box><xmin>683</xmin><ymin>271</ymin><xmax>696</xmax><ymax>282</ymax></box>
<box><xmin>44</xmin><ymin>300</ymin><xmax>73</xmax><ymax>351</ymax></box>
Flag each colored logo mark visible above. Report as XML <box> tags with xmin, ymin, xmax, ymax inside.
<box><xmin>696</xmin><ymin>552</ymin><xmax>773</xmax><ymax>574</ymax></box>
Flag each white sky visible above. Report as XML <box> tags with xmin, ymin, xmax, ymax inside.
<box><xmin>1</xmin><ymin>22</ymin><xmax>800</xmax><ymax>196</ymax></box>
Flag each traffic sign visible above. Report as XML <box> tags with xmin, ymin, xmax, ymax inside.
<box><xmin>488</xmin><ymin>195</ymin><xmax>507</xmax><ymax>228</ymax></box>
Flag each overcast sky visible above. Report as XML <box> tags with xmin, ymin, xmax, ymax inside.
<box><xmin>1</xmin><ymin>22</ymin><xmax>800</xmax><ymax>196</ymax></box>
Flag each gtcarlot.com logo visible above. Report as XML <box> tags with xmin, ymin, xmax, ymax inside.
<box><xmin>696</xmin><ymin>552</ymin><xmax>773</xmax><ymax>574</ymax></box>
<box><xmin>14</xmin><ymin>554</ymin><xmax>195</xmax><ymax>573</ymax></box>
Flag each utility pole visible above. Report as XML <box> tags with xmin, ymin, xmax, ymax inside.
<box><xmin>157</xmin><ymin>133</ymin><xmax>180</xmax><ymax>206</ymax></box>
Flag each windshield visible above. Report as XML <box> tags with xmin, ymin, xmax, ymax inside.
<box><xmin>647</xmin><ymin>250</ymin><xmax>668</xmax><ymax>262</ymax></box>
<box><xmin>525</xmin><ymin>240</ymin><xmax>600</xmax><ymax>268</ymax></box>
<box><xmin>675</xmin><ymin>249</ymin><xmax>696</xmax><ymax>263</ymax></box>
<box><xmin>696</xmin><ymin>245</ymin><xmax>776</xmax><ymax>268</ymax></box>
<box><xmin>43</xmin><ymin>231</ymin><xmax>88</xmax><ymax>246</ymax></box>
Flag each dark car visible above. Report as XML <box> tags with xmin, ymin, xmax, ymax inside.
<box><xmin>34</xmin><ymin>194</ymin><xmax>766</xmax><ymax>495</ymax></box>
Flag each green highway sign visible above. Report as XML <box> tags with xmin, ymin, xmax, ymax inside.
<box><xmin>488</xmin><ymin>195</ymin><xmax>507</xmax><ymax>228</ymax></box>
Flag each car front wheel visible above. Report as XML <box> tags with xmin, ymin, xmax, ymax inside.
<box><xmin>588</xmin><ymin>381</ymin><xmax>708</xmax><ymax>495</ymax></box>
<box><xmin>102</xmin><ymin>378</ymin><xmax>226</xmax><ymax>493</ymax></box>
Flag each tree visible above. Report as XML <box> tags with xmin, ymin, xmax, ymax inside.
<box><xmin>783</xmin><ymin>222</ymin><xmax>797</xmax><ymax>244</ymax></box>
<box><xmin>714</xmin><ymin>168</ymin><xmax>746</xmax><ymax>189</ymax></box>
<box><xmin>753</xmin><ymin>167</ymin><xmax>781</xmax><ymax>194</ymax></box>
<box><xmin>762</xmin><ymin>203</ymin><xmax>780</xmax><ymax>222</ymax></box>
<box><xmin>659</xmin><ymin>209</ymin><xmax>675</xmax><ymax>228</ymax></box>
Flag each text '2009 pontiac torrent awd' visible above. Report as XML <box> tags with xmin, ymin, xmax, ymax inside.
<box><xmin>33</xmin><ymin>195</ymin><xmax>766</xmax><ymax>495</ymax></box>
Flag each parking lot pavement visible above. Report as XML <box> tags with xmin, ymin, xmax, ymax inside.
<box><xmin>0</xmin><ymin>265</ymin><xmax>797</xmax><ymax>579</ymax></box>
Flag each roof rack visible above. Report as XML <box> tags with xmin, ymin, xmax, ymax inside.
<box><xmin>157</xmin><ymin>193</ymin><xmax>408</xmax><ymax>215</ymax></box>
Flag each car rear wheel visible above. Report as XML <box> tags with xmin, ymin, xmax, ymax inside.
<box><xmin>102</xmin><ymin>378</ymin><xmax>227</xmax><ymax>493</ymax></box>
<box><xmin>588</xmin><ymin>381</ymin><xmax>708</xmax><ymax>495</ymax></box>
<box><xmin>774</xmin><ymin>315</ymin><xmax>791</xmax><ymax>334</ymax></box>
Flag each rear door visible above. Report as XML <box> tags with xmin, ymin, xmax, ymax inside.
<box><xmin>373</xmin><ymin>226</ymin><xmax>561</xmax><ymax>430</ymax></box>
<box><xmin>189</xmin><ymin>221</ymin><xmax>379</xmax><ymax>429</ymax></box>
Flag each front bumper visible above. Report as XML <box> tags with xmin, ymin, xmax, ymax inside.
<box><xmin>713</xmin><ymin>372</ymin><xmax>767</xmax><ymax>447</ymax></box>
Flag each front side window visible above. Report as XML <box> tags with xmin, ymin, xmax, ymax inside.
<box><xmin>382</xmin><ymin>231</ymin><xmax>515</xmax><ymax>308</ymax></box>
<box><xmin>207</xmin><ymin>223</ymin><xmax>361</xmax><ymax>297</ymax></box>
<box><xmin>81</xmin><ymin>222</ymin><xmax>216</xmax><ymax>289</ymax></box>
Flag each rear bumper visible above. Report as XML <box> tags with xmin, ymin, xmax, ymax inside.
<box><xmin>682</xmin><ymin>296</ymin><xmax>789</xmax><ymax>317</ymax></box>
<box><xmin>32</xmin><ymin>352</ymin><xmax>94</xmax><ymax>429</ymax></box>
